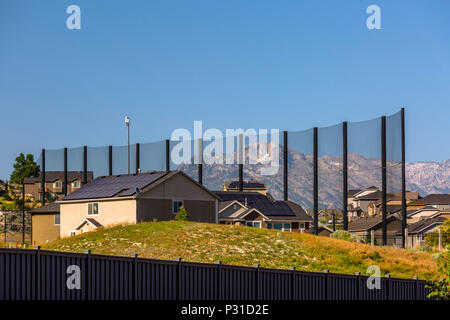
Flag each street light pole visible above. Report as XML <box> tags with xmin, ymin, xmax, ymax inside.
<box><xmin>125</xmin><ymin>116</ymin><xmax>130</xmax><ymax>174</ymax></box>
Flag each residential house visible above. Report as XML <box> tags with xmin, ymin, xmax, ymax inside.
<box><xmin>0</xmin><ymin>180</ymin><xmax>5</xmax><ymax>190</ymax></box>
<box><xmin>407</xmin><ymin>206</ymin><xmax>443</xmax><ymax>224</ymax></box>
<box><xmin>222</xmin><ymin>181</ymin><xmax>267</xmax><ymax>195</ymax></box>
<box><xmin>408</xmin><ymin>194</ymin><xmax>450</xmax><ymax>211</ymax></box>
<box><xmin>56</xmin><ymin>170</ymin><xmax>220</xmax><ymax>239</ymax></box>
<box><xmin>215</xmin><ymin>191</ymin><xmax>312</xmax><ymax>232</ymax></box>
<box><xmin>397</xmin><ymin>217</ymin><xmax>446</xmax><ymax>248</ymax></box>
<box><xmin>316</xmin><ymin>223</ymin><xmax>333</xmax><ymax>237</ymax></box>
<box><xmin>348</xmin><ymin>213</ymin><xmax>403</xmax><ymax>246</ymax></box>
<box><xmin>30</xmin><ymin>202</ymin><xmax>61</xmax><ymax>245</ymax></box>
<box><xmin>24</xmin><ymin>171</ymin><xmax>94</xmax><ymax>201</ymax></box>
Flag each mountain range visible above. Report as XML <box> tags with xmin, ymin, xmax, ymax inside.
<box><xmin>179</xmin><ymin>145</ymin><xmax>449</xmax><ymax>209</ymax></box>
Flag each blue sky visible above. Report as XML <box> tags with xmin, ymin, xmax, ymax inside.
<box><xmin>1</xmin><ymin>0</ymin><xmax>449</xmax><ymax>180</ymax></box>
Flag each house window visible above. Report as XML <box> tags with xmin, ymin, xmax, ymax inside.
<box><xmin>173</xmin><ymin>200</ymin><xmax>183</xmax><ymax>214</ymax></box>
<box><xmin>54</xmin><ymin>181</ymin><xmax>62</xmax><ymax>188</ymax></box>
<box><xmin>72</xmin><ymin>181</ymin><xmax>81</xmax><ymax>188</ymax></box>
<box><xmin>268</xmin><ymin>223</ymin><xmax>291</xmax><ymax>231</ymax></box>
<box><xmin>245</xmin><ymin>221</ymin><xmax>261</xmax><ymax>228</ymax></box>
<box><xmin>298</xmin><ymin>223</ymin><xmax>305</xmax><ymax>230</ymax></box>
<box><xmin>88</xmin><ymin>203</ymin><xmax>99</xmax><ymax>215</ymax></box>
<box><xmin>54</xmin><ymin>213</ymin><xmax>60</xmax><ymax>225</ymax></box>
<box><xmin>70</xmin><ymin>231</ymin><xmax>76</xmax><ymax>237</ymax></box>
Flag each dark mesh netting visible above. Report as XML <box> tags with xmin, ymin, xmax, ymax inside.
<box><xmin>287</xmin><ymin>129</ymin><xmax>314</xmax><ymax>210</ymax></box>
<box><xmin>87</xmin><ymin>146</ymin><xmax>109</xmax><ymax>178</ymax></box>
<box><xmin>140</xmin><ymin>140</ymin><xmax>166</xmax><ymax>173</ymax></box>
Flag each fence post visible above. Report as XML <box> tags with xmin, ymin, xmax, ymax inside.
<box><xmin>41</xmin><ymin>149</ymin><xmax>46</xmax><ymax>205</ymax></box>
<box><xmin>63</xmin><ymin>147</ymin><xmax>68</xmax><ymax>196</ymax></box>
<box><xmin>413</xmin><ymin>276</ymin><xmax>418</xmax><ymax>300</ymax></box>
<box><xmin>34</xmin><ymin>246</ymin><xmax>41</xmax><ymax>300</ymax></box>
<box><xmin>404</xmin><ymin>228</ymin><xmax>409</xmax><ymax>249</ymax></box>
<box><xmin>371</xmin><ymin>230</ymin><xmax>375</xmax><ymax>246</ymax></box>
<box><xmin>238</xmin><ymin>134</ymin><xmax>244</xmax><ymax>191</ymax></box>
<box><xmin>355</xmin><ymin>272</ymin><xmax>360</xmax><ymax>300</ymax></box>
<box><xmin>131</xmin><ymin>254</ymin><xmax>138</xmax><ymax>300</ymax></box>
<box><xmin>401</xmin><ymin>108</ymin><xmax>407</xmax><ymax>248</ymax></box>
<box><xmin>108</xmin><ymin>145</ymin><xmax>113</xmax><ymax>176</ymax></box>
<box><xmin>84</xmin><ymin>249</ymin><xmax>91</xmax><ymax>300</ymax></box>
<box><xmin>166</xmin><ymin>140</ymin><xmax>170</xmax><ymax>172</ymax></box>
<box><xmin>313</xmin><ymin>127</ymin><xmax>318</xmax><ymax>235</ymax></box>
<box><xmin>254</xmin><ymin>264</ymin><xmax>260</xmax><ymax>300</ymax></box>
<box><xmin>323</xmin><ymin>269</ymin><xmax>329</xmax><ymax>300</ymax></box>
<box><xmin>381</xmin><ymin>116</ymin><xmax>387</xmax><ymax>246</ymax></box>
<box><xmin>176</xmin><ymin>257</ymin><xmax>182</xmax><ymax>300</ymax></box>
<box><xmin>438</xmin><ymin>229</ymin><xmax>442</xmax><ymax>251</ymax></box>
<box><xmin>385</xmin><ymin>274</ymin><xmax>390</xmax><ymax>300</ymax></box>
<box><xmin>290</xmin><ymin>267</ymin><xmax>295</xmax><ymax>300</ymax></box>
<box><xmin>216</xmin><ymin>260</ymin><xmax>221</xmax><ymax>300</ymax></box>
<box><xmin>283</xmin><ymin>131</ymin><xmax>288</xmax><ymax>201</ymax></box>
<box><xmin>342</xmin><ymin>121</ymin><xmax>348</xmax><ymax>230</ymax></box>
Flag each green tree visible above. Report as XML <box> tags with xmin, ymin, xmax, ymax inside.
<box><xmin>174</xmin><ymin>206</ymin><xmax>189</xmax><ymax>221</ymax></box>
<box><xmin>10</xmin><ymin>153</ymin><xmax>40</xmax><ymax>184</ymax></box>
<box><xmin>426</xmin><ymin>220</ymin><xmax>450</xmax><ymax>248</ymax></box>
<box><xmin>427</xmin><ymin>249</ymin><xmax>450</xmax><ymax>300</ymax></box>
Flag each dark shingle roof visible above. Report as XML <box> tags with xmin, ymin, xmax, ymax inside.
<box><xmin>409</xmin><ymin>194</ymin><xmax>450</xmax><ymax>206</ymax></box>
<box><xmin>348</xmin><ymin>214</ymin><xmax>399</xmax><ymax>232</ymax></box>
<box><xmin>225</xmin><ymin>181</ymin><xmax>267</xmax><ymax>189</ymax></box>
<box><xmin>31</xmin><ymin>202</ymin><xmax>60</xmax><ymax>214</ymax></box>
<box><xmin>213</xmin><ymin>191</ymin><xmax>311</xmax><ymax>221</ymax></box>
<box><xmin>348</xmin><ymin>189</ymin><xmax>362</xmax><ymax>197</ymax></box>
<box><xmin>24</xmin><ymin>171</ymin><xmax>94</xmax><ymax>184</ymax></box>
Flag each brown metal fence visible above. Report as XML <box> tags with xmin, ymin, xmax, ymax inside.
<box><xmin>0</xmin><ymin>247</ymin><xmax>430</xmax><ymax>300</ymax></box>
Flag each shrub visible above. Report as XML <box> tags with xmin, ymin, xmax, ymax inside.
<box><xmin>174</xmin><ymin>206</ymin><xmax>189</xmax><ymax>221</ymax></box>
<box><xmin>330</xmin><ymin>230</ymin><xmax>359</xmax><ymax>242</ymax></box>
<box><xmin>426</xmin><ymin>220</ymin><xmax>450</xmax><ymax>248</ymax></box>
<box><xmin>427</xmin><ymin>249</ymin><xmax>450</xmax><ymax>300</ymax></box>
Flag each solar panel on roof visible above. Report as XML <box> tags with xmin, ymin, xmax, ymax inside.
<box><xmin>63</xmin><ymin>172</ymin><xmax>167</xmax><ymax>200</ymax></box>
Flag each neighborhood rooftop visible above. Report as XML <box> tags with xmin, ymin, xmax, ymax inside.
<box><xmin>24</xmin><ymin>171</ymin><xmax>93</xmax><ymax>184</ymax></box>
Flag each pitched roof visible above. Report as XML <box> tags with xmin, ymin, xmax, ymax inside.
<box><xmin>348</xmin><ymin>189</ymin><xmax>362</xmax><ymax>197</ymax></box>
<box><xmin>409</xmin><ymin>194</ymin><xmax>450</xmax><ymax>206</ymax></box>
<box><xmin>213</xmin><ymin>191</ymin><xmax>312</xmax><ymax>221</ymax></box>
<box><xmin>348</xmin><ymin>214</ymin><xmax>399</xmax><ymax>232</ymax></box>
<box><xmin>24</xmin><ymin>171</ymin><xmax>94</xmax><ymax>184</ymax></box>
<box><xmin>224</xmin><ymin>181</ymin><xmax>267</xmax><ymax>190</ymax></box>
<box><xmin>30</xmin><ymin>202</ymin><xmax>60</xmax><ymax>214</ymax></box>
<box><xmin>406</xmin><ymin>217</ymin><xmax>445</xmax><ymax>234</ymax></box>
<box><xmin>62</xmin><ymin>170</ymin><xmax>220</xmax><ymax>201</ymax></box>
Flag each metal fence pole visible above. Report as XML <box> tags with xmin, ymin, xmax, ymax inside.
<box><xmin>41</xmin><ymin>149</ymin><xmax>46</xmax><ymax>205</ymax></box>
<box><xmin>83</xmin><ymin>146</ymin><xmax>88</xmax><ymax>185</ymax></box>
<box><xmin>343</xmin><ymin>121</ymin><xmax>348</xmax><ymax>230</ymax></box>
<box><xmin>198</xmin><ymin>139</ymin><xmax>203</xmax><ymax>185</ymax></box>
<box><xmin>176</xmin><ymin>257</ymin><xmax>182</xmax><ymax>300</ymax></box>
<box><xmin>238</xmin><ymin>134</ymin><xmax>244</xmax><ymax>191</ymax></box>
<box><xmin>84</xmin><ymin>249</ymin><xmax>91</xmax><ymax>300</ymax></box>
<box><xmin>381</xmin><ymin>116</ymin><xmax>387</xmax><ymax>246</ymax></box>
<box><xmin>355</xmin><ymin>272</ymin><xmax>360</xmax><ymax>300</ymax></box>
<box><xmin>254</xmin><ymin>264</ymin><xmax>260</xmax><ymax>300</ymax></box>
<box><xmin>166</xmin><ymin>139</ymin><xmax>170</xmax><ymax>172</ymax></box>
<box><xmin>63</xmin><ymin>147</ymin><xmax>68</xmax><ymax>196</ymax></box>
<box><xmin>132</xmin><ymin>254</ymin><xmax>138</xmax><ymax>299</ymax></box>
<box><xmin>135</xmin><ymin>143</ymin><xmax>140</xmax><ymax>174</ymax></box>
<box><xmin>34</xmin><ymin>246</ymin><xmax>41</xmax><ymax>300</ymax></box>
<box><xmin>413</xmin><ymin>276</ymin><xmax>418</xmax><ymax>300</ymax></box>
<box><xmin>284</xmin><ymin>131</ymin><xmax>288</xmax><ymax>201</ymax></box>
<box><xmin>290</xmin><ymin>267</ymin><xmax>295</xmax><ymax>300</ymax></box>
<box><xmin>22</xmin><ymin>182</ymin><xmax>25</xmax><ymax>245</ymax></box>
<box><xmin>313</xmin><ymin>127</ymin><xmax>318</xmax><ymax>235</ymax></box>
<box><xmin>324</xmin><ymin>269</ymin><xmax>329</xmax><ymax>300</ymax></box>
<box><xmin>385</xmin><ymin>274</ymin><xmax>390</xmax><ymax>300</ymax></box>
<box><xmin>109</xmin><ymin>145</ymin><xmax>113</xmax><ymax>176</ymax></box>
<box><xmin>401</xmin><ymin>108</ymin><xmax>407</xmax><ymax>248</ymax></box>
<box><xmin>216</xmin><ymin>260</ymin><xmax>221</xmax><ymax>300</ymax></box>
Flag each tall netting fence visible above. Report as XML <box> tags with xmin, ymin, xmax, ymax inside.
<box><xmin>318</xmin><ymin>123</ymin><xmax>343</xmax><ymax>210</ymax></box>
<box><xmin>287</xmin><ymin>129</ymin><xmax>314</xmax><ymax>210</ymax></box>
<box><xmin>243</xmin><ymin>131</ymin><xmax>283</xmax><ymax>199</ymax></box>
<box><xmin>36</xmin><ymin>110</ymin><xmax>405</xmax><ymax>243</ymax></box>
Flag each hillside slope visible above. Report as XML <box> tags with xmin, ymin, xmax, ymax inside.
<box><xmin>42</xmin><ymin>221</ymin><xmax>439</xmax><ymax>279</ymax></box>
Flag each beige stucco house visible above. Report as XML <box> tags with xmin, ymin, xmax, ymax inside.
<box><xmin>32</xmin><ymin>170</ymin><xmax>220</xmax><ymax>243</ymax></box>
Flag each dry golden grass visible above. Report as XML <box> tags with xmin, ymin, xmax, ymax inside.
<box><xmin>41</xmin><ymin>221</ymin><xmax>439</xmax><ymax>280</ymax></box>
